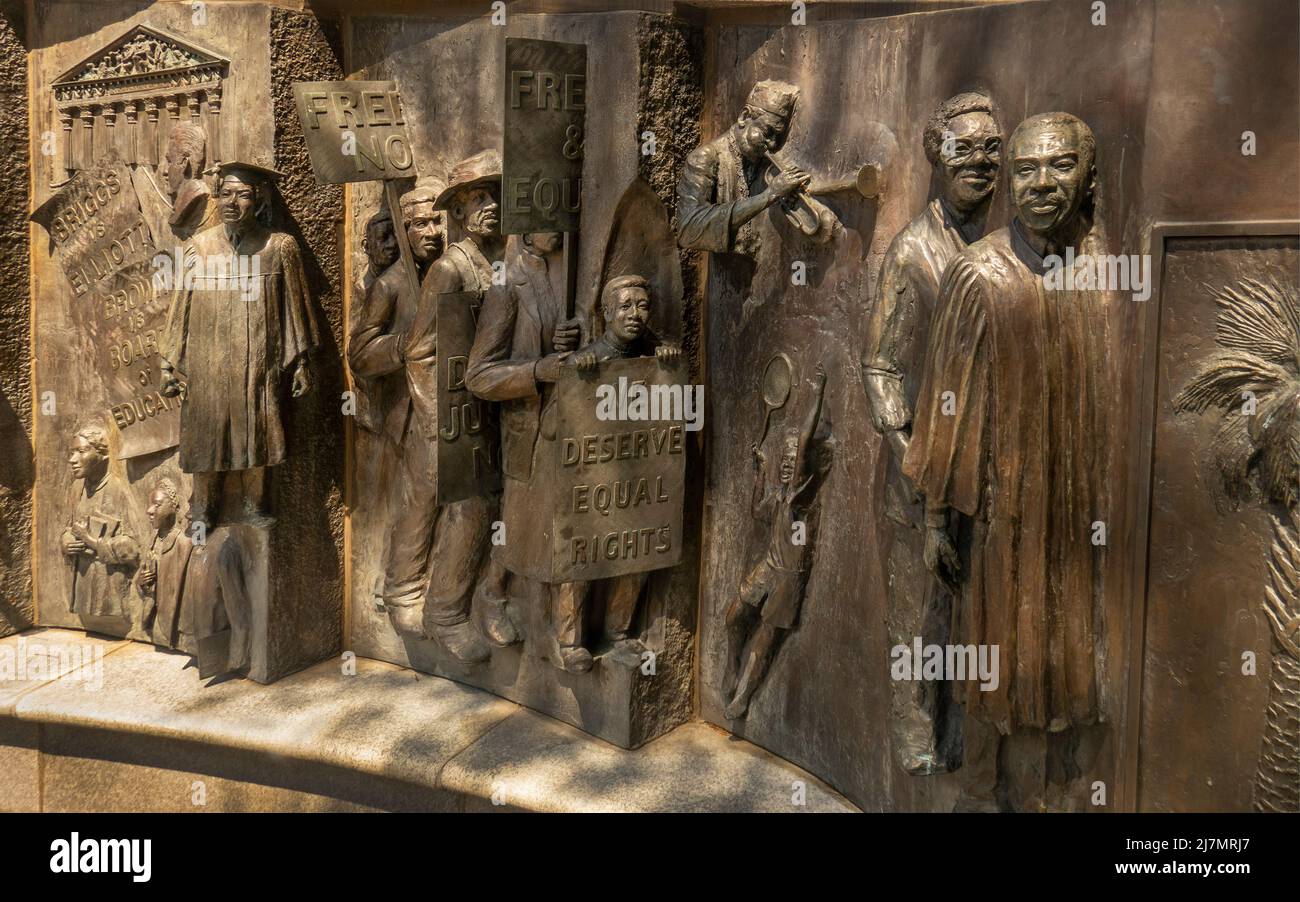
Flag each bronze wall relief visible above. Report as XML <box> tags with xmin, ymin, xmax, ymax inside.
<box><xmin>341</xmin><ymin>13</ymin><xmax>701</xmax><ymax>749</ymax></box>
<box><xmin>9</xmin><ymin>0</ymin><xmax>1300</xmax><ymax>815</ymax></box>
<box><xmin>30</xmin><ymin>4</ymin><xmax>345</xmax><ymax>684</ymax></box>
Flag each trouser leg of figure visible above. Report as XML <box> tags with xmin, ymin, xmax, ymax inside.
<box><xmin>953</xmin><ymin>714</ymin><xmax>1001</xmax><ymax>812</ymax></box>
<box><xmin>725</xmin><ymin>621</ymin><xmax>781</xmax><ymax>720</ymax></box>
<box><xmin>381</xmin><ymin>437</ymin><xmax>439</xmax><ymax>636</ymax></box>
<box><xmin>239</xmin><ymin>466</ymin><xmax>270</xmax><ymax>521</ymax></box>
<box><xmin>423</xmin><ymin>494</ymin><xmax>492</xmax><ymax>664</ymax></box>
<box><xmin>190</xmin><ymin>470</ymin><xmax>222</xmax><ymax>528</ymax></box>
<box><xmin>886</xmin><ymin>520</ymin><xmax>951</xmax><ymax>774</ymax></box>
<box><xmin>998</xmin><ymin>729</ymin><xmax>1050</xmax><ymax>813</ymax></box>
<box><xmin>603</xmin><ymin>571</ymin><xmax>648</xmax><ymax>642</ymax></box>
<box><xmin>1043</xmin><ymin>723</ymin><xmax>1108</xmax><ymax>811</ymax></box>
<box><xmin>552</xmin><ymin>580</ymin><xmax>592</xmax><ymax>672</ymax></box>
<box><xmin>216</xmin><ymin>529</ymin><xmax>252</xmax><ymax>674</ymax></box>
<box><xmin>722</xmin><ymin>565</ymin><xmax>765</xmax><ymax>698</ymax></box>
<box><xmin>475</xmin><ymin>546</ymin><xmax>521</xmax><ymax>647</ymax></box>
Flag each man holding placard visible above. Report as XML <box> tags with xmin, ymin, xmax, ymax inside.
<box><xmin>397</xmin><ymin>151</ymin><xmax>511</xmax><ymax>661</ymax></box>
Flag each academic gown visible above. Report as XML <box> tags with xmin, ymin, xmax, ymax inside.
<box><xmin>903</xmin><ymin>220</ymin><xmax>1109</xmax><ymax>734</ymax></box>
<box><xmin>161</xmin><ymin>223</ymin><xmax>321</xmax><ymax>474</ymax></box>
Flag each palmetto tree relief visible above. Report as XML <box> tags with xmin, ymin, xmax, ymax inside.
<box><xmin>1176</xmin><ymin>276</ymin><xmax>1300</xmax><ymax>812</ymax></box>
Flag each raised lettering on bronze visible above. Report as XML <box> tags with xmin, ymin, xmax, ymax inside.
<box><xmin>32</xmin><ymin>162</ymin><xmax>177</xmax><ymax>458</ymax></box>
<box><xmin>292</xmin><ymin>81</ymin><xmax>416</xmax><ymax>185</ymax></box>
<box><xmin>552</xmin><ymin>355</ymin><xmax>686</xmax><ymax>583</ymax></box>
<box><xmin>502</xmin><ymin>38</ymin><xmax>586</xmax><ymax>234</ymax></box>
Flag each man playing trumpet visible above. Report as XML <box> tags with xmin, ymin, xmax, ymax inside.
<box><xmin>676</xmin><ymin>79</ymin><xmax>811</xmax><ymax>257</ymax></box>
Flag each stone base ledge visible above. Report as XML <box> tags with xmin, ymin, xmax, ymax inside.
<box><xmin>0</xmin><ymin>629</ymin><xmax>857</xmax><ymax>813</ymax></box>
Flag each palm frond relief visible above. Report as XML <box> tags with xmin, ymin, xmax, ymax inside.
<box><xmin>1174</xmin><ymin>275</ymin><xmax>1300</xmax><ymax>812</ymax></box>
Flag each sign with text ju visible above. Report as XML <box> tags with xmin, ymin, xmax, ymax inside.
<box><xmin>292</xmin><ymin>80</ymin><xmax>416</xmax><ymax>184</ymax></box>
<box><xmin>552</xmin><ymin>356</ymin><xmax>686</xmax><ymax>582</ymax></box>
<box><xmin>502</xmin><ymin>38</ymin><xmax>586</xmax><ymax>234</ymax></box>
<box><xmin>432</xmin><ymin>291</ymin><xmax>499</xmax><ymax>504</ymax></box>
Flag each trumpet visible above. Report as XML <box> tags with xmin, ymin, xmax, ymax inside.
<box><xmin>764</xmin><ymin>151</ymin><xmax>884</xmax><ymax>241</ymax></box>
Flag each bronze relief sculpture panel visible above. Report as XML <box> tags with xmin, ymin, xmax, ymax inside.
<box><xmin>1139</xmin><ymin>223</ymin><xmax>1300</xmax><ymax>812</ymax></box>
<box><xmin>31</xmin><ymin>8</ymin><xmax>344</xmax><ymax>684</ymax></box>
<box><xmin>1175</xmin><ymin>272</ymin><xmax>1300</xmax><ymax>812</ymax></box>
<box><xmin>15</xmin><ymin>0</ymin><xmax>1300</xmax><ymax>813</ymax></box>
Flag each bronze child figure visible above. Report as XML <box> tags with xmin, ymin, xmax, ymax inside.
<box><xmin>541</xmin><ymin>274</ymin><xmax>682</xmax><ymax>672</ymax></box>
<box><xmin>722</xmin><ymin>364</ymin><xmax>827</xmax><ymax>719</ymax></box>
<box><xmin>61</xmin><ymin>424</ymin><xmax>140</xmax><ymax>633</ymax></box>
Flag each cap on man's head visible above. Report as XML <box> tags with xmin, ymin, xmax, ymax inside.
<box><xmin>399</xmin><ymin>176</ymin><xmax>446</xmax><ymax>219</ymax></box>
<box><xmin>745</xmin><ymin>80</ymin><xmax>799</xmax><ymax>120</ymax></box>
<box><xmin>434</xmin><ymin>150</ymin><xmax>502</xmax><ymax>210</ymax></box>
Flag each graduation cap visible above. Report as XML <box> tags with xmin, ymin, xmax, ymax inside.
<box><xmin>205</xmin><ymin>159</ymin><xmax>284</xmax><ymax>185</ymax></box>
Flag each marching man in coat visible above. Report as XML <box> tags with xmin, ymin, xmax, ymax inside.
<box><xmin>389</xmin><ymin>151</ymin><xmax>513</xmax><ymax>663</ymax></box>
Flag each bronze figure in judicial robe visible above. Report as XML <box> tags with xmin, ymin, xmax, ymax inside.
<box><xmin>677</xmin><ymin>80</ymin><xmax>810</xmax><ymax>257</ymax></box>
<box><xmin>136</xmin><ymin>122</ymin><xmax>218</xmax><ymax>246</ymax></box>
<box><xmin>137</xmin><ymin>477</ymin><xmax>194</xmax><ymax>649</ymax></box>
<box><xmin>903</xmin><ymin>113</ymin><xmax>1109</xmax><ymax>810</ymax></box>
<box><xmin>61</xmin><ymin>424</ymin><xmax>140</xmax><ymax>625</ymax></box>
<box><xmin>159</xmin><ymin>161</ymin><xmax>321</xmax><ymax>525</ymax></box>
<box><xmin>862</xmin><ymin>92</ymin><xmax>1001</xmax><ymax>775</ymax></box>
<box><xmin>388</xmin><ymin>151</ymin><xmax>511</xmax><ymax>663</ymax></box>
<box><xmin>160</xmin><ymin>123</ymin><xmax>218</xmax><ymax>240</ymax></box>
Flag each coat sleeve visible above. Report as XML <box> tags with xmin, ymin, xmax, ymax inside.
<box><xmin>348</xmin><ymin>269</ymin><xmax>403</xmax><ymax>379</ymax></box>
<box><xmin>901</xmin><ymin>254</ymin><xmax>990</xmax><ymax>519</ymax></box>
<box><xmin>676</xmin><ymin>144</ymin><xmax>734</xmax><ymax>253</ymax></box>
<box><xmin>278</xmin><ymin>233</ymin><xmax>322</xmax><ymax>369</ymax></box>
<box><xmin>159</xmin><ymin>242</ymin><xmax>199</xmax><ymax>371</ymax></box>
<box><xmin>466</xmin><ymin>280</ymin><xmax>541</xmax><ymax>401</ymax></box>
<box><xmin>861</xmin><ymin>234</ymin><xmax>917</xmax><ymax>432</ymax></box>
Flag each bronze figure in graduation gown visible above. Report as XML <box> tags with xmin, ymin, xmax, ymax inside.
<box><xmin>903</xmin><ymin>113</ymin><xmax>1110</xmax><ymax>811</ymax></box>
<box><xmin>862</xmin><ymin>92</ymin><xmax>1002</xmax><ymax>775</ymax></box>
<box><xmin>159</xmin><ymin>161</ymin><xmax>321</xmax><ymax>526</ymax></box>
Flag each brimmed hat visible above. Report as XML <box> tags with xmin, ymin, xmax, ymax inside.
<box><xmin>745</xmin><ymin>80</ymin><xmax>799</xmax><ymax>120</ymax></box>
<box><xmin>433</xmin><ymin>150</ymin><xmax>502</xmax><ymax>210</ymax></box>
